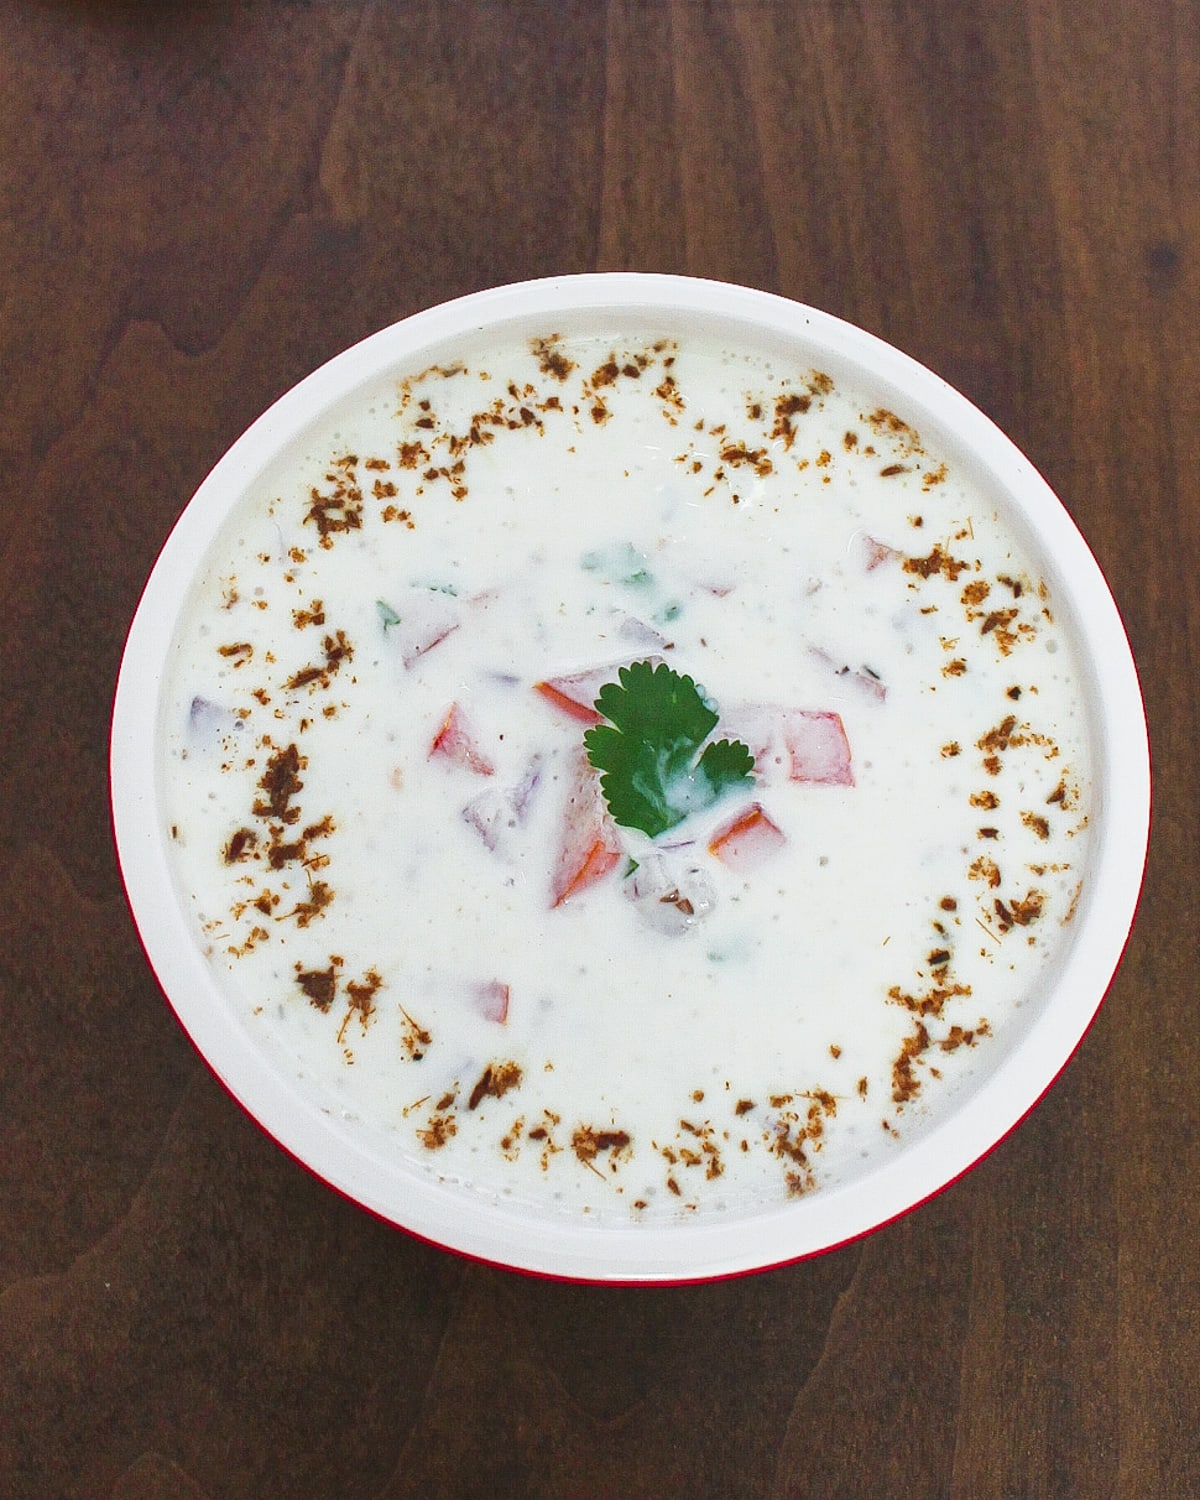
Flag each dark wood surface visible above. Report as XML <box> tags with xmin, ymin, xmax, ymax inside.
<box><xmin>1</xmin><ymin>1</ymin><xmax>1191</xmax><ymax>1494</ymax></box>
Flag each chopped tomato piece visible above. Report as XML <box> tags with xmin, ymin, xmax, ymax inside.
<box><xmin>550</xmin><ymin>751</ymin><xmax>622</xmax><ymax>906</ymax></box>
<box><xmin>534</xmin><ymin>676</ymin><xmax>604</xmax><ymax>725</ymax></box>
<box><xmin>782</xmin><ymin>709</ymin><xmax>854</xmax><ymax>785</ymax></box>
<box><xmin>720</xmin><ymin>703</ymin><xmax>854</xmax><ymax>787</ymax></box>
<box><xmin>555</xmin><ymin>838</ymin><xmax>621</xmax><ymax>905</ymax></box>
<box><xmin>428</xmin><ymin>703</ymin><xmax>495</xmax><ymax>776</ymax></box>
<box><xmin>708</xmin><ymin>803</ymin><xmax>786</xmax><ymax>871</ymax></box>
<box><xmin>534</xmin><ymin>654</ymin><xmax>665</xmax><ymax>725</ymax></box>
<box><xmin>475</xmin><ymin>980</ymin><xmax>510</xmax><ymax>1025</ymax></box>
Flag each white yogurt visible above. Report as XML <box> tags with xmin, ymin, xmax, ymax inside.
<box><xmin>160</xmin><ymin>326</ymin><xmax>1091</xmax><ymax>1222</ymax></box>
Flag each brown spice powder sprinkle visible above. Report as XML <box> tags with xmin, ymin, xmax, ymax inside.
<box><xmin>981</xmin><ymin>607</ymin><xmax>1019</xmax><ymax>636</ymax></box>
<box><xmin>468</xmin><ymin>1061</ymin><xmax>524</xmax><ymax>1111</ymax></box>
<box><xmin>719</xmin><ymin>441</ymin><xmax>773</xmax><ymax>476</ymax></box>
<box><xmin>969</xmin><ymin>855</ymin><xmax>1002</xmax><ymax>888</ymax></box>
<box><xmin>400</xmin><ymin>1008</ymin><xmax>432</xmax><ymax>1061</ymax></box>
<box><xmin>288</xmin><ymin>879</ymin><xmax>334</xmax><ymax>927</ymax></box>
<box><xmin>253</xmin><ymin>744</ymin><xmax>305</xmax><ymax>823</ymax></box>
<box><xmin>304</xmin><ymin>465</ymin><xmax>363</xmax><ymax>540</ymax></box>
<box><xmin>285</xmin><ymin>630</ymin><xmax>354</xmax><ymax>691</ymax></box>
<box><xmin>345</xmin><ymin>969</ymin><xmax>383</xmax><ymax>1027</ymax></box>
<box><xmin>417</xmin><ymin>1114</ymin><xmax>456</xmax><ymax>1150</ymax></box>
<box><xmin>223</xmin><ymin>827</ymin><xmax>258</xmax><ymax>864</ymax></box>
<box><xmin>940</xmin><ymin>1023</ymin><xmax>990</xmax><ymax>1053</ymax></box>
<box><xmin>295</xmin><ymin>962</ymin><xmax>340</xmax><ymax>1012</ymax></box>
<box><xmin>994</xmin><ymin>890</ymin><xmax>1046</xmax><ymax>932</ymax></box>
<box><xmin>887</xmin><ymin>980</ymin><xmax>972</xmax><ymax>1019</ymax></box>
<box><xmin>903</xmin><ymin>545</ymin><xmax>971</xmax><ymax>582</ymax></box>
<box><xmin>572</xmin><ymin>1126</ymin><xmax>633</xmax><ymax>1175</ymax></box>
<box><xmin>978</xmin><ymin>714</ymin><xmax>1020</xmax><ymax>755</ymax></box>
<box><xmin>771</xmin><ymin>391</ymin><xmax>811</xmax><ymax>447</ymax></box>
<box><xmin>866</xmin><ymin>406</ymin><xmax>918</xmax><ymax>441</ymax></box>
<box><xmin>397</xmin><ymin>441</ymin><xmax>428</xmax><ymax>469</ymax></box>
<box><xmin>892</xmin><ymin>1022</ymin><xmax>931</xmax><ymax>1103</ymax></box>
<box><xmin>292</xmin><ymin>600</ymin><xmax>326</xmax><ymax>629</ymax></box>
<box><xmin>531</xmin><ymin>335</ymin><xmax>574</xmax><ymax>381</ymax></box>
<box><xmin>267</xmin><ymin>838</ymin><xmax>305</xmax><ymax>870</ymax></box>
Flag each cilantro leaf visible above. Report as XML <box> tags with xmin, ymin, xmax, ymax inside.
<box><xmin>696</xmin><ymin>736</ymin><xmax>756</xmax><ymax>794</ymax></box>
<box><xmin>583</xmin><ymin>660</ymin><xmax>756</xmax><ymax>838</ymax></box>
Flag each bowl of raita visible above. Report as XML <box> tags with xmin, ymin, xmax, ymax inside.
<box><xmin>111</xmin><ymin>275</ymin><xmax>1150</xmax><ymax>1282</ymax></box>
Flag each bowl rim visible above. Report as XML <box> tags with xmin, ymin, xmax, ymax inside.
<box><xmin>110</xmin><ymin>272</ymin><xmax>1151</xmax><ymax>1283</ymax></box>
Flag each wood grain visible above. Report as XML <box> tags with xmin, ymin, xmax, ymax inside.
<box><xmin>0</xmin><ymin>0</ymin><xmax>1192</xmax><ymax>1494</ymax></box>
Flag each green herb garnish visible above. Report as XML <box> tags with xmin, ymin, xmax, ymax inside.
<box><xmin>584</xmin><ymin>660</ymin><xmax>755</xmax><ymax>838</ymax></box>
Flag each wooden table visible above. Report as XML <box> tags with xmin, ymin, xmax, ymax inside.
<box><xmin>1</xmin><ymin>2</ymin><xmax>1190</xmax><ymax>1494</ymax></box>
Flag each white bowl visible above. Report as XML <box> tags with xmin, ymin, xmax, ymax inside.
<box><xmin>111</xmin><ymin>274</ymin><xmax>1150</xmax><ymax>1282</ymax></box>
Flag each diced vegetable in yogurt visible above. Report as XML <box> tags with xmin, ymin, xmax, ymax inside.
<box><xmin>719</xmin><ymin>704</ymin><xmax>854</xmax><ymax>787</ymax></box>
<box><xmin>428</xmin><ymin>702</ymin><xmax>496</xmax><ymax>776</ymax></box>
<box><xmin>378</xmin><ymin>587</ymin><xmax>460</xmax><ymax>666</ymax></box>
<box><xmin>550</xmin><ymin>751</ymin><xmax>623</xmax><ymax>907</ymax></box>
<box><xmin>461</xmin><ymin>758</ymin><xmax>541</xmax><ymax>858</ymax></box>
<box><xmin>534</xmin><ymin>654</ymin><xmax>665</xmax><ymax>725</ymax></box>
<box><xmin>707</xmin><ymin>803</ymin><xmax>787</xmax><ymax>871</ymax></box>
<box><xmin>533</xmin><ymin>672</ymin><xmax>608</xmax><ymax>725</ymax></box>
<box><xmin>623</xmin><ymin>850</ymin><xmax>717</xmax><ymax>933</ymax></box>
<box><xmin>474</xmin><ymin>980</ymin><xmax>511</xmax><ymax>1025</ymax></box>
<box><xmin>161</xmin><ymin>324</ymin><xmax>1093</xmax><ymax>1222</ymax></box>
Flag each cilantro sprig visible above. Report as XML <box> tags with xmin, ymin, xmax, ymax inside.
<box><xmin>583</xmin><ymin>660</ymin><xmax>755</xmax><ymax>838</ymax></box>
